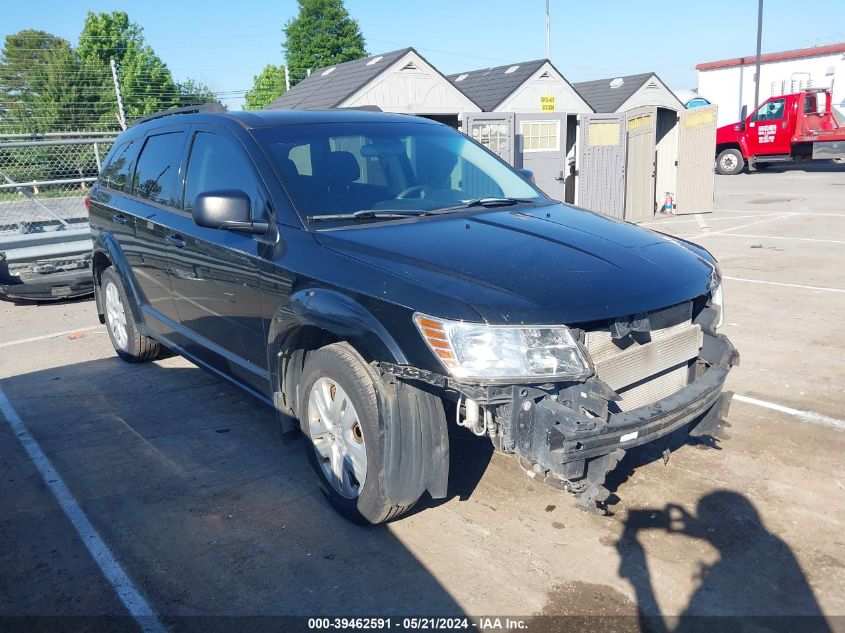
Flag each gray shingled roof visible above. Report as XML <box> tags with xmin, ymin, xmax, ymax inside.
<box><xmin>447</xmin><ymin>59</ymin><xmax>548</xmax><ymax>112</ymax></box>
<box><xmin>266</xmin><ymin>48</ymin><xmax>412</xmax><ymax>110</ymax></box>
<box><xmin>572</xmin><ymin>72</ymin><xmax>659</xmax><ymax>113</ymax></box>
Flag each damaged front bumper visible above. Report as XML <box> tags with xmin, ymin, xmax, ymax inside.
<box><xmin>505</xmin><ymin>333</ymin><xmax>737</xmax><ymax>510</ymax></box>
<box><xmin>383</xmin><ymin>331</ymin><xmax>738</xmax><ymax>512</ymax></box>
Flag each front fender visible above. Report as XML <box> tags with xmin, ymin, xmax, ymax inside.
<box><xmin>268</xmin><ymin>288</ymin><xmax>409</xmax><ymax>415</ymax></box>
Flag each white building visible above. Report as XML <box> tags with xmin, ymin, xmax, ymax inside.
<box><xmin>572</xmin><ymin>73</ymin><xmax>683</xmax><ymax>113</ymax></box>
<box><xmin>447</xmin><ymin>59</ymin><xmax>592</xmax><ymax>114</ymax></box>
<box><xmin>266</xmin><ymin>48</ymin><xmax>480</xmax><ymax>127</ymax></box>
<box><xmin>696</xmin><ymin>42</ymin><xmax>845</xmax><ymax>126</ymax></box>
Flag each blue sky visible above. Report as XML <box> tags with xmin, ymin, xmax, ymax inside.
<box><xmin>3</xmin><ymin>0</ymin><xmax>844</xmax><ymax>109</ymax></box>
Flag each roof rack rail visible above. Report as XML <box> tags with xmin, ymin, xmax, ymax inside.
<box><xmin>130</xmin><ymin>103</ymin><xmax>227</xmax><ymax>127</ymax></box>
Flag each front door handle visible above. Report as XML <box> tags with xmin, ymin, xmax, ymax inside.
<box><xmin>112</xmin><ymin>213</ymin><xmax>128</xmax><ymax>225</ymax></box>
<box><xmin>166</xmin><ymin>233</ymin><xmax>186</xmax><ymax>248</ymax></box>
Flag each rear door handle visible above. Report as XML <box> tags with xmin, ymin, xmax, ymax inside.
<box><xmin>166</xmin><ymin>233</ymin><xmax>186</xmax><ymax>248</ymax></box>
<box><xmin>112</xmin><ymin>213</ymin><xmax>128</xmax><ymax>225</ymax></box>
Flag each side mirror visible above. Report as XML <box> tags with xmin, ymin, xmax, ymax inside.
<box><xmin>738</xmin><ymin>105</ymin><xmax>748</xmax><ymax>131</ymax></box>
<box><xmin>193</xmin><ymin>189</ymin><xmax>268</xmax><ymax>235</ymax></box>
<box><xmin>516</xmin><ymin>168</ymin><xmax>535</xmax><ymax>184</ymax></box>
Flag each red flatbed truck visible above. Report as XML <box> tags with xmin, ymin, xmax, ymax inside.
<box><xmin>714</xmin><ymin>88</ymin><xmax>845</xmax><ymax>175</ymax></box>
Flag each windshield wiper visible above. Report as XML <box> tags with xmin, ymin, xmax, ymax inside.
<box><xmin>307</xmin><ymin>210</ymin><xmax>425</xmax><ymax>222</ymax></box>
<box><xmin>430</xmin><ymin>197</ymin><xmax>539</xmax><ymax>214</ymax></box>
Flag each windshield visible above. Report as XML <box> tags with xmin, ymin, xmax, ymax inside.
<box><xmin>253</xmin><ymin>120</ymin><xmax>546</xmax><ymax>225</ymax></box>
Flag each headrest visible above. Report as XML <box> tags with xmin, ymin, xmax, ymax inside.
<box><xmin>278</xmin><ymin>157</ymin><xmax>299</xmax><ymax>178</ymax></box>
<box><xmin>327</xmin><ymin>151</ymin><xmax>360</xmax><ymax>183</ymax></box>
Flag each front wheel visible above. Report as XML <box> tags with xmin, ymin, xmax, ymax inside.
<box><xmin>299</xmin><ymin>343</ymin><xmax>417</xmax><ymax>524</ymax></box>
<box><xmin>716</xmin><ymin>149</ymin><xmax>745</xmax><ymax>175</ymax></box>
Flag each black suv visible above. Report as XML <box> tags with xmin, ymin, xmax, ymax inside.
<box><xmin>89</xmin><ymin>108</ymin><xmax>737</xmax><ymax>523</ymax></box>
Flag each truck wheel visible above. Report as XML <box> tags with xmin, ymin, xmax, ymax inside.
<box><xmin>101</xmin><ymin>267</ymin><xmax>160</xmax><ymax>363</ymax></box>
<box><xmin>299</xmin><ymin>343</ymin><xmax>417</xmax><ymax>524</ymax></box>
<box><xmin>716</xmin><ymin>149</ymin><xmax>745</xmax><ymax>175</ymax></box>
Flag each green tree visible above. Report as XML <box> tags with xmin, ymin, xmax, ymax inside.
<box><xmin>177</xmin><ymin>78</ymin><xmax>221</xmax><ymax>108</ymax></box>
<box><xmin>78</xmin><ymin>11</ymin><xmax>181</xmax><ymax>118</ymax></box>
<box><xmin>0</xmin><ymin>30</ymin><xmax>69</xmax><ymax>131</ymax></box>
<box><xmin>282</xmin><ymin>0</ymin><xmax>366</xmax><ymax>85</ymax></box>
<box><xmin>244</xmin><ymin>64</ymin><xmax>286</xmax><ymax>109</ymax></box>
<box><xmin>39</xmin><ymin>43</ymin><xmax>114</xmax><ymax>132</ymax></box>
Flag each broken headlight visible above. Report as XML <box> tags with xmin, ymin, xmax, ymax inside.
<box><xmin>414</xmin><ymin>313</ymin><xmax>591</xmax><ymax>382</ymax></box>
<box><xmin>711</xmin><ymin>283</ymin><xmax>724</xmax><ymax>328</ymax></box>
<box><xmin>709</xmin><ymin>264</ymin><xmax>724</xmax><ymax>328</ymax></box>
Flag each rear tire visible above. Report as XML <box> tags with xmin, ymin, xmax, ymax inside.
<box><xmin>101</xmin><ymin>267</ymin><xmax>160</xmax><ymax>363</ymax></box>
<box><xmin>716</xmin><ymin>149</ymin><xmax>745</xmax><ymax>175</ymax></box>
<box><xmin>299</xmin><ymin>342</ymin><xmax>417</xmax><ymax>525</ymax></box>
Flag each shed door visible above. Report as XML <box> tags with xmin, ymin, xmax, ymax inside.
<box><xmin>463</xmin><ymin>113</ymin><xmax>515</xmax><ymax>165</ymax></box>
<box><xmin>515</xmin><ymin>112</ymin><xmax>568</xmax><ymax>201</ymax></box>
<box><xmin>624</xmin><ymin>106</ymin><xmax>657</xmax><ymax>223</ymax></box>
<box><xmin>676</xmin><ymin>105</ymin><xmax>717</xmax><ymax>214</ymax></box>
<box><xmin>577</xmin><ymin>113</ymin><xmax>626</xmax><ymax>218</ymax></box>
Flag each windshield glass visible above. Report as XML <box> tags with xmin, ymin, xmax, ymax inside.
<box><xmin>253</xmin><ymin>120</ymin><xmax>545</xmax><ymax>224</ymax></box>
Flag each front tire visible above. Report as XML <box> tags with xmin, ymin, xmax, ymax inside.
<box><xmin>101</xmin><ymin>267</ymin><xmax>160</xmax><ymax>363</ymax></box>
<box><xmin>716</xmin><ymin>149</ymin><xmax>745</xmax><ymax>175</ymax></box>
<box><xmin>299</xmin><ymin>343</ymin><xmax>416</xmax><ymax>524</ymax></box>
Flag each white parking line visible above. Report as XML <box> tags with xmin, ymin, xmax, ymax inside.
<box><xmin>694</xmin><ymin>214</ymin><xmax>709</xmax><ymax>231</ymax></box>
<box><xmin>696</xmin><ymin>233</ymin><xmax>845</xmax><ymax>245</ymax></box>
<box><xmin>734</xmin><ymin>394</ymin><xmax>845</xmax><ymax>432</ymax></box>
<box><xmin>0</xmin><ymin>385</ymin><xmax>167</xmax><ymax>633</ymax></box>
<box><xmin>723</xmin><ymin>275</ymin><xmax>845</xmax><ymax>294</ymax></box>
<box><xmin>0</xmin><ymin>325</ymin><xmax>104</xmax><ymax>349</ymax></box>
<box><xmin>641</xmin><ymin>214</ymin><xmax>781</xmax><ymax>226</ymax></box>
<box><xmin>693</xmin><ymin>213</ymin><xmax>794</xmax><ymax>237</ymax></box>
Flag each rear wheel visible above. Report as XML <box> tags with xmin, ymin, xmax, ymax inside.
<box><xmin>299</xmin><ymin>343</ymin><xmax>416</xmax><ymax>524</ymax></box>
<box><xmin>716</xmin><ymin>149</ymin><xmax>745</xmax><ymax>175</ymax></box>
<box><xmin>101</xmin><ymin>267</ymin><xmax>160</xmax><ymax>363</ymax></box>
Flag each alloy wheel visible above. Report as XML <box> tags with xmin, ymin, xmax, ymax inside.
<box><xmin>307</xmin><ymin>377</ymin><xmax>367</xmax><ymax>499</ymax></box>
<box><xmin>105</xmin><ymin>281</ymin><xmax>128</xmax><ymax>350</ymax></box>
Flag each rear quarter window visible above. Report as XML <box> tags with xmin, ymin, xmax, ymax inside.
<box><xmin>132</xmin><ymin>132</ymin><xmax>186</xmax><ymax>207</ymax></box>
<box><xmin>100</xmin><ymin>140</ymin><xmax>136</xmax><ymax>192</ymax></box>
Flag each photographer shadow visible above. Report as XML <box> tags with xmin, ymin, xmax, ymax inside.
<box><xmin>617</xmin><ymin>490</ymin><xmax>831</xmax><ymax>633</ymax></box>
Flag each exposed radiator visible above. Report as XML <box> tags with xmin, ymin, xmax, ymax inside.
<box><xmin>584</xmin><ymin>302</ymin><xmax>702</xmax><ymax>411</ymax></box>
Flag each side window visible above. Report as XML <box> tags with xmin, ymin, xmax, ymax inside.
<box><xmin>132</xmin><ymin>132</ymin><xmax>185</xmax><ymax>207</ymax></box>
<box><xmin>100</xmin><ymin>140</ymin><xmax>136</xmax><ymax>191</ymax></box>
<box><xmin>183</xmin><ymin>131</ymin><xmax>267</xmax><ymax>220</ymax></box>
<box><xmin>752</xmin><ymin>99</ymin><xmax>785</xmax><ymax>122</ymax></box>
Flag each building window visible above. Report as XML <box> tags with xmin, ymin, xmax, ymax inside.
<box><xmin>587</xmin><ymin>121</ymin><xmax>620</xmax><ymax>146</ymax></box>
<box><xmin>520</xmin><ymin>120</ymin><xmax>560</xmax><ymax>152</ymax></box>
<box><xmin>470</xmin><ymin>122</ymin><xmax>510</xmax><ymax>153</ymax></box>
<box><xmin>627</xmin><ymin>114</ymin><xmax>653</xmax><ymax>131</ymax></box>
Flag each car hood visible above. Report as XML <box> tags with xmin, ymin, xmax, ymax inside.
<box><xmin>313</xmin><ymin>203</ymin><xmax>717</xmax><ymax>325</ymax></box>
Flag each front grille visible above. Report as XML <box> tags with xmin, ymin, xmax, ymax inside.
<box><xmin>584</xmin><ymin>302</ymin><xmax>702</xmax><ymax>412</ymax></box>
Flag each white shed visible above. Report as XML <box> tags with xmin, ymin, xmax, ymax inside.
<box><xmin>572</xmin><ymin>73</ymin><xmax>683</xmax><ymax>113</ymax></box>
<box><xmin>266</xmin><ymin>48</ymin><xmax>480</xmax><ymax>126</ymax></box>
<box><xmin>696</xmin><ymin>42</ymin><xmax>845</xmax><ymax>126</ymax></box>
<box><xmin>447</xmin><ymin>59</ymin><xmax>592</xmax><ymax>114</ymax></box>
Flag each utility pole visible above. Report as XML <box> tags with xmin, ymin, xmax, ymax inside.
<box><xmin>110</xmin><ymin>59</ymin><xmax>127</xmax><ymax>131</ymax></box>
<box><xmin>754</xmin><ymin>0</ymin><xmax>764</xmax><ymax>108</ymax></box>
<box><xmin>545</xmin><ymin>0</ymin><xmax>551</xmax><ymax>60</ymax></box>
<box><xmin>284</xmin><ymin>65</ymin><xmax>291</xmax><ymax>91</ymax></box>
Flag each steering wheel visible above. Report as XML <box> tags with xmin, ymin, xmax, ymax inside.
<box><xmin>396</xmin><ymin>185</ymin><xmax>432</xmax><ymax>199</ymax></box>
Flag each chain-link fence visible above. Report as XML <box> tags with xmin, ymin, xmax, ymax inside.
<box><xmin>0</xmin><ymin>133</ymin><xmax>114</xmax><ymax>299</ymax></box>
<box><xmin>0</xmin><ymin>133</ymin><xmax>115</xmax><ymax>235</ymax></box>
